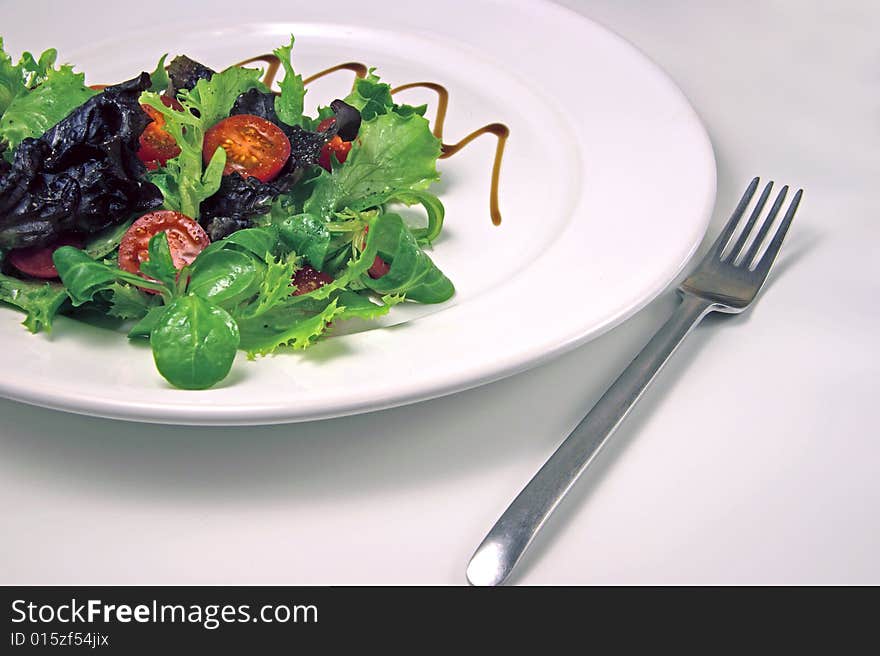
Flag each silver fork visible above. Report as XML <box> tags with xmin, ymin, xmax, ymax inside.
<box><xmin>466</xmin><ymin>177</ymin><xmax>803</xmax><ymax>586</ymax></box>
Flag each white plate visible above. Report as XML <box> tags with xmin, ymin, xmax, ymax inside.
<box><xmin>0</xmin><ymin>0</ymin><xmax>715</xmax><ymax>425</ymax></box>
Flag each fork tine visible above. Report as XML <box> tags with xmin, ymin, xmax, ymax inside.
<box><xmin>710</xmin><ymin>176</ymin><xmax>760</xmax><ymax>257</ymax></box>
<box><xmin>754</xmin><ymin>188</ymin><xmax>803</xmax><ymax>274</ymax></box>
<box><xmin>743</xmin><ymin>185</ymin><xmax>788</xmax><ymax>267</ymax></box>
<box><xmin>725</xmin><ymin>180</ymin><xmax>773</xmax><ymax>262</ymax></box>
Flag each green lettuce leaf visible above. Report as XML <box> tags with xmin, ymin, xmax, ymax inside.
<box><xmin>341</xmin><ymin>70</ymin><xmax>426</xmax><ymax>121</ymax></box>
<box><xmin>0</xmin><ymin>64</ymin><xmax>96</xmax><ymax>149</ymax></box>
<box><xmin>0</xmin><ymin>39</ymin><xmax>61</xmax><ymax>117</ymax></box>
<box><xmin>0</xmin><ymin>41</ymin><xmax>24</xmax><ymax>116</ymax></box>
<box><xmin>180</xmin><ymin>64</ymin><xmax>265</xmax><ymax>129</ymax></box>
<box><xmin>233</xmin><ymin>253</ymin><xmax>298</xmax><ymax>321</ymax></box>
<box><xmin>231</xmin><ymin>224</ymin><xmax>383</xmax><ymax>356</ymax></box>
<box><xmin>343</xmin><ymin>70</ymin><xmax>393</xmax><ymax>121</ymax></box>
<box><xmin>273</xmin><ymin>36</ymin><xmax>305</xmax><ymax>127</ymax></box>
<box><xmin>148</xmin><ymin>54</ymin><xmax>170</xmax><ymax>93</ymax></box>
<box><xmin>304</xmin><ymin>111</ymin><xmax>441</xmax><ymax>220</ymax></box>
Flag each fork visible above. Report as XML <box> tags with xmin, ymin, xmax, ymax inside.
<box><xmin>466</xmin><ymin>177</ymin><xmax>803</xmax><ymax>586</ymax></box>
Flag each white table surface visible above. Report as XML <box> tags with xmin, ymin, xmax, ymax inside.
<box><xmin>2</xmin><ymin>0</ymin><xmax>878</xmax><ymax>585</ymax></box>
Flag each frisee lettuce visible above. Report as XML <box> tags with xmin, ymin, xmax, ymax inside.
<box><xmin>105</xmin><ymin>282</ymin><xmax>159</xmax><ymax>321</ymax></box>
<box><xmin>0</xmin><ymin>263</ymin><xmax>68</xmax><ymax>333</ymax></box>
<box><xmin>273</xmin><ymin>36</ymin><xmax>306</xmax><ymax>127</ymax></box>
<box><xmin>0</xmin><ymin>39</ymin><xmax>61</xmax><ymax>115</ymax></box>
<box><xmin>342</xmin><ymin>70</ymin><xmax>427</xmax><ymax>121</ymax></box>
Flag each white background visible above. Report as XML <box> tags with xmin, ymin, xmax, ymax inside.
<box><xmin>2</xmin><ymin>0</ymin><xmax>878</xmax><ymax>584</ymax></box>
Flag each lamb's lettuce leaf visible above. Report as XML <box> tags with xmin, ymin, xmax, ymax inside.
<box><xmin>187</xmin><ymin>248</ymin><xmax>263</xmax><ymax>307</ymax></box>
<box><xmin>274</xmin><ymin>212</ymin><xmax>331</xmax><ymax>270</ymax></box>
<box><xmin>53</xmin><ymin>242</ymin><xmax>170</xmax><ymax>306</ymax></box>
<box><xmin>205</xmin><ymin>226</ymin><xmax>279</xmax><ymax>259</ymax></box>
<box><xmin>139</xmin><ymin>232</ymin><xmax>179</xmax><ymax>290</ymax></box>
<box><xmin>84</xmin><ymin>218</ymin><xmax>135</xmax><ymax>259</ymax></box>
<box><xmin>359</xmin><ymin>213</ymin><xmax>453</xmax><ymax>303</ymax></box>
<box><xmin>150</xmin><ymin>294</ymin><xmax>239</xmax><ymax>390</ymax></box>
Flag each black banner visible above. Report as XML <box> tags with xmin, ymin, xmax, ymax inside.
<box><xmin>1</xmin><ymin>586</ymin><xmax>871</xmax><ymax>651</ymax></box>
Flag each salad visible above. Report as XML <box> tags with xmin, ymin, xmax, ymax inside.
<box><xmin>0</xmin><ymin>36</ymin><xmax>453</xmax><ymax>389</ymax></box>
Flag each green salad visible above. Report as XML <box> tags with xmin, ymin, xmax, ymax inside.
<box><xmin>0</xmin><ymin>36</ymin><xmax>453</xmax><ymax>389</ymax></box>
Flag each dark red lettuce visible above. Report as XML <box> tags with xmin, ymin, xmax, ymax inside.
<box><xmin>0</xmin><ymin>73</ymin><xmax>162</xmax><ymax>249</ymax></box>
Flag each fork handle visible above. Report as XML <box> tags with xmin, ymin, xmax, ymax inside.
<box><xmin>466</xmin><ymin>294</ymin><xmax>715</xmax><ymax>585</ymax></box>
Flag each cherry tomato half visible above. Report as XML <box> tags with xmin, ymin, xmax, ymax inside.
<box><xmin>8</xmin><ymin>233</ymin><xmax>84</xmax><ymax>279</ymax></box>
<box><xmin>118</xmin><ymin>211</ymin><xmax>210</xmax><ymax>284</ymax></box>
<box><xmin>293</xmin><ymin>265</ymin><xmax>334</xmax><ymax>296</ymax></box>
<box><xmin>316</xmin><ymin>117</ymin><xmax>352</xmax><ymax>172</ymax></box>
<box><xmin>137</xmin><ymin>96</ymin><xmax>183</xmax><ymax>170</ymax></box>
<box><xmin>203</xmin><ymin>114</ymin><xmax>291</xmax><ymax>182</ymax></box>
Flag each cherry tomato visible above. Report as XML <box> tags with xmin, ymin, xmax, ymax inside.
<box><xmin>203</xmin><ymin>114</ymin><xmax>291</xmax><ymax>182</ymax></box>
<box><xmin>8</xmin><ymin>234</ymin><xmax>84</xmax><ymax>279</ymax></box>
<box><xmin>318</xmin><ymin>136</ymin><xmax>353</xmax><ymax>172</ymax></box>
<box><xmin>137</xmin><ymin>96</ymin><xmax>183</xmax><ymax>170</ymax></box>
<box><xmin>293</xmin><ymin>265</ymin><xmax>334</xmax><ymax>296</ymax></box>
<box><xmin>316</xmin><ymin>117</ymin><xmax>353</xmax><ymax>171</ymax></box>
<box><xmin>368</xmin><ymin>255</ymin><xmax>391</xmax><ymax>279</ymax></box>
<box><xmin>118</xmin><ymin>211</ymin><xmax>210</xmax><ymax>284</ymax></box>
